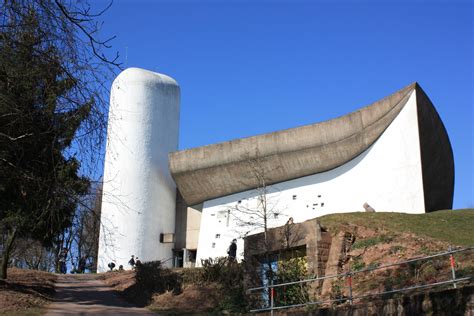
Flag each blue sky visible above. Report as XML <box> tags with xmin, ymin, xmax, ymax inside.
<box><xmin>93</xmin><ymin>0</ymin><xmax>473</xmax><ymax>208</ymax></box>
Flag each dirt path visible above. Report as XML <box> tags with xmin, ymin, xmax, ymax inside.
<box><xmin>45</xmin><ymin>274</ymin><xmax>156</xmax><ymax>315</ymax></box>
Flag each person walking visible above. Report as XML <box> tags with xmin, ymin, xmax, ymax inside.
<box><xmin>58</xmin><ymin>248</ymin><xmax>68</xmax><ymax>274</ymax></box>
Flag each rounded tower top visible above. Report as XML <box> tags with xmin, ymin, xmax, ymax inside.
<box><xmin>113</xmin><ymin>67</ymin><xmax>179</xmax><ymax>89</ymax></box>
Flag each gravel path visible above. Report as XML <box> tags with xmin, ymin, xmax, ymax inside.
<box><xmin>45</xmin><ymin>274</ymin><xmax>156</xmax><ymax>315</ymax></box>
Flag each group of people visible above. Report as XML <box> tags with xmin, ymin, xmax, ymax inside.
<box><xmin>57</xmin><ymin>248</ymin><xmax>87</xmax><ymax>274</ymax></box>
<box><xmin>128</xmin><ymin>255</ymin><xmax>141</xmax><ymax>268</ymax></box>
<box><xmin>106</xmin><ymin>240</ymin><xmax>238</xmax><ymax>272</ymax></box>
<box><xmin>59</xmin><ymin>238</ymin><xmax>238</xmax><ymax>274</ymax></box>
<box><xmin>107</xmin><ymin>255</ymin><xmax>141</xmax><ymax>272</ymax></box>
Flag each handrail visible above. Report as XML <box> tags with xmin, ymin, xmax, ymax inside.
<box><xmin>246</xmin><ymin>246</ymin><xmax>474</xmax><ymax>313</ymax></box>
<box><xmin>247</xmin><ymin>246</ymin><xmax>472</xmax><ymax>292</ymax></box>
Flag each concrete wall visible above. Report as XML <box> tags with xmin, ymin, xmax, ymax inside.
<box><xmin>97</xmin><ymin>68</ymin><xmax>180</xmax><ymax>272</ymax></box>
<box><xmin>416</xmin><ymin>88</ymin><xmax>454</xmax><ymax>211</ymax></box>
<box><xmin>174</xmin><ymin>192</ymin><xmax>202</xmax><ymax>250</ymax></box>
<box><xmin>195</xmin><ymin>91</ymin><xmax>424</xmax><ymax>265</ymax></box>
<box><xmin>244</xmin><ymin>218</ymin><xmax>332</xmax><ymax>280</ymax></box>
<box><xmin>186</xmin><ymin>205</ymin><xmax>202</xmax><ymax>250</ymax></box>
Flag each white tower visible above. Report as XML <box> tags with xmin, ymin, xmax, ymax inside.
<box><xmin>97</xmin><ymin>68</ymin><xmax>180</xmax><ymax>272</ymax></box>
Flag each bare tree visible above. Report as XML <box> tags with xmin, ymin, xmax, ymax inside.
<box><xmin>226</xmin><ymin>150</ymin><xmax>290</xmax><ymax>298</ymax></box>
<box><xmin>71</xmin><ymin>183</ymin><xmax>102</xmax><ymax>273</ymax></box>
<box><xmin>230</xmin><ymin>152</ymin><xmax>283</xmax><ymax>256</ymax></box>
<box><xmin>9</xmin><ymin>239</ymin><xmax>55</xmax><ymax>271</ymax></box>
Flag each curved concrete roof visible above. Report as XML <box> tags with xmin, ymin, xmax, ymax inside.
<box><xmin>169</xmin><ymin>83</ymin><xmax>451</xmax><ymax>206</ymax></box>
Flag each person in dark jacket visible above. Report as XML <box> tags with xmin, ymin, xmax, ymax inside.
<box><xmin>128</xmin><ymin>255</ymin><xmax>135</xmax><ymax>268</ymax></box>
<box><xmin>108</xmin><ymin>261</ymin><xmax>115</xmax><ymax>271</ymax></box>
<box><xmin>227</xmin><ymin>239</ymin><xmax>237</xmax><ymax>261</ymax></box>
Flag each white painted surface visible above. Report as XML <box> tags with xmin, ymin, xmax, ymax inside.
<box><xmin>98</xmin><ymin>68</ymin><xmax>180</xmax><ymax>272</ymax></box>
<box><xmin>195</xmin><ymin>91</ymin><xmax>424</xmax><ymax>265</ymax></box>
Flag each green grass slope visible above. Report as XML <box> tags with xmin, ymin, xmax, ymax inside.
<box><xmin>318</xmin><ymin>209</ymin><xmax>474</xmax><ymax>247</ymax></box>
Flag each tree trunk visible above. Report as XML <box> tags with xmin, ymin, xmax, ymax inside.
<box><xmin>1</xmin><ymin>227</ymin><xmax>18</xmax><ymax>279</ymax></box>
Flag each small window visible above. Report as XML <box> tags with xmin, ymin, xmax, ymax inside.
<box><xmin>212</xmin><ymin>242</ymin><xmax>216</xmax><ymax>248</ymax></box>
<box><xmin>211</xmin><ymin>214</ymin><xmax>215</xmax><ymax>216</ymax></box>
<box><xmin>306</xmin><ymin>205</ymin><xmax>309</xmax><ymax>208</ymax></box>
<box><xmin>215</xmin><ymin>234</ymin><xmax>220</xmax><ymax>239</ymax></box>
<box><xmin>274</xmin><ymin>213</ymin><xmax>279</xmax><ymax>219</ymax></box>
<box><xmin>321</xmin><ymin>202</ymin><xmax>325</xmax><ymax>207</ymax></box>
<box><xmin>238</xmin><ymin>200</ymin><xmax>242</xmax><ymax>204</ymax></box>
<box><xmin>292</xmin><ymin>195</ymin><xmax>297</xmax><ymax>200</ymax></box>
<box><xmin>313</xmin><ymin>203</ymin><xmax>318</xmax><ymax>206</ymax></box>
<box><xmin>318</xmin><ymin>195</ymin><xmax>321</xmax><ymax>198</ymax></box>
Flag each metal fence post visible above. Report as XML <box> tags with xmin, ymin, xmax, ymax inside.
<box><xmin>449</xmin><ymin>246</ymin><xmax>457</xmax><ymax>289</ymax></box>
<box><xmin>347</xmin><ymin>270</ymin><xmax>353</xmax><ymax>305</ymax></box>
<box><xmin>270</xmin><ymin>281</ymin><xmax>274</xmax><ymax>316</ymax></box>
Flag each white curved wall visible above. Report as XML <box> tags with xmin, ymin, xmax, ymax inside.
<box><xmin>98</xmin><ymin>68</ymin><xmax>180</xmax><ymax>272</ymax></box>
<box><xmin>196</xmin><ymin>90</ymin><xmax>424</xmax><ymax>264</ymax></box>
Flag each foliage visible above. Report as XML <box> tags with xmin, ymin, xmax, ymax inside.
<box><xmin>135</xmin><ymin>261</ymin><xmax>182</xmax><ymax>295</ymax></box>
<box><xmin>366</xmin><ymin>261</ymin><xmax>381</xmax><ymax>270</ymax></box>
<box><xmin>133</xmin><ymin>258</ymin><xmax>246</xmax><ymax>312</ymax></box>
<box><xmin>200</xmin><ymin>257</ymin><xmax>229</xmax><ymax>283</ymax></box>
<box><xmin>456</xmin><ymin>266</ymin><xmax>474</xmax><ymax>278</ymax></box>
<box><xmin>329</xmin><ymin>278</ymin><xmax>345</xmax><ymax>302</ymax></box>
<box><xmin>274</xmin><ymin>256</ymin><xmax>309</xmax><ymax>307</ymax></box>
<box><xmin>179</xmin><ymin>267</ymin><xmax>205</xmax><ymax>285</ymax></box>
<box><xmin>351</xmin><ymin>257</ymin><xmax>366</xmax><ymax>271</ymax></box>
<box><xmin>200</xmin><ymin>257</ymin><xmax>246</xmax><ymax>312</ymax></box>
<box><xmin>0</xmin><ymin>9</ymin><xmax>91</xmax><ymax>278</ymax></box>
<box><xmin>389</xmin><ymin>245</ymin><xmax>406</xmax><ymax>254</ymax></box>
<box><xmin>0</xmin><ymin>0</ymin><xmax>117</xmax><ymax>278</ymax></box>
<box><xmin>352</xmin><ymin>234</ymin><xmax>394</xmax><ymax>250</ymax></box>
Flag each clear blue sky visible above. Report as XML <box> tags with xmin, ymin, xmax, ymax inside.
<box><xmin>93</xmin><ymin>0</ymin><xmax>473</xmax><ymax>209</ymax></box>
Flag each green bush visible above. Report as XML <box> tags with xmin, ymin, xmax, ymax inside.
<box><xmin>179</xmin><ymin>267</ymin><xmax>205</xmax><ymax>286</ymax></box>
<box><xmin>200</xmin><ymin>257</ymin><xmax>246</xmax><ymax>312</ymax></box>
<box><xmin>274</xmin><ymin>257</ymin><xmax>309</xmax><ymax>307</ymax></box>
<box><xmin>329</xmin><ymin>278</ymin><xmax>345</xmax><ymax>303</ymax></box>
<box><xmin>351</xmin><ymin>257</ymin><xmax>366</xmax><ymax>271</ymax></box>
<box><xmin>352</xmin><ymin>234</ymin><xmax>394</xmax><ymax>249</ymax></box>
<box><xmin>135</xmin><ymin>261</ymin><xmax>182</xmax><ymax>295</ymax></box>
<box><xmin>201</xmin><ymin>257</ymin><xmax>228</xmax><ymax>283</ymax></box>
<box><xmin>456</xmin><ymin>266</ymin><xmax>474</xmax><ymax>278</ymax></box>
<box><xmin>366</xmin><ymin>262</ymin><xmax>381</xmax><ymax>270</ymax></box>
<box><xmin>389</xmin><ymin>245</ymin><xmax>406</xmax><ymax>254</ymax></box>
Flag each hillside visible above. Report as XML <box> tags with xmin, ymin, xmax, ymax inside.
<box><xmin>0</xmin><ymin>268</ymin><xmax>56</xmax><ymax>316</ymax></box>
<box><xmin>312</xmin><ymin>209</ymin><xmax>473</xmax><ymax>303</ymax></box>
<box><xmin>101</xmin><ymin>209</ymin><xmax>473</xmax><ymax>314</ymax></box>
<box><xmin>318</xmin><ymin>209</ymin><xmax>474</xmax><ymax>246</ymax></box>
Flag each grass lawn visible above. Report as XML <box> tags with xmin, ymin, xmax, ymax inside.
<box><xmin>318</xmin><ymin>209</ymin><xmax>474</xmax><ymax>246</ymax></box>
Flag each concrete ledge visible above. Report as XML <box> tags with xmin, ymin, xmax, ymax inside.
<box><xmin>169</xmin><ymin>83</ymin><xmax>437</xmax><ymax>206</ymax></box>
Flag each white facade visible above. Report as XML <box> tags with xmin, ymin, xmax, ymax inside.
<box><xmin>97</xmin><ymin>68</ymin><xmax>180</xmax><ymax>272</ymax></box>
<box><xmin>195</xmin><ymin>90</ymin><xmax>424</xmax><ymax>264</ymax></box>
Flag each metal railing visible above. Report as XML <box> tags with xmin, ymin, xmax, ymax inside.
<box><xmin>247</xmin><ymin>247</ymin><xmax>474</xmax><ymax>314</ymax></box>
